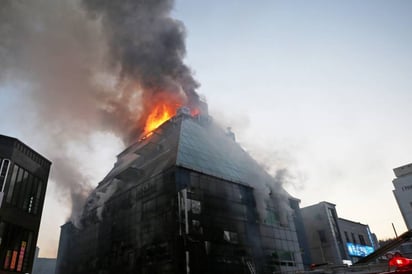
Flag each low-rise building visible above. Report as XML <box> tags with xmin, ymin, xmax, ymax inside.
<box><xmin>301</xmin><ymin>201</ymin><xmax>377</xmax><ymax>265</ymax></box>
<box><xmin>338</xmin><ymin>218</ymin><xmax>378</xmax><ymax>263</ymax></box>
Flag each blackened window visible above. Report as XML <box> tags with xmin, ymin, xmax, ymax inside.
<box><xmin>16</xmin><ymin>170</ymin><xmax>28</xmax><ymax>209</ymax></box>
<box><xmin>4</xmin><ymin>164</ymin><xmax>44</xmax><ymax>215</ymax></box>
<box><xmin>318</xmin><ymin>230</ymin><xmax>327</xmax><ymax>243</ymax></box>
<box><xmin>142</xmin><ymin>199</ymin><xmax>155</xmax><ymax>216</ymax></box>
<box><xmin>359</xmin><ymin>234</ymin><xmax>366</xmax><ymax>245</ymax></box>
<box><xmin>223</xmin><ymin>230</ymin><xmax>238</xmax><ymax>244</ymax></box>
<box><xmin>191</xmin><ymin>219</ymin><xmax>202</xmax><ymax>234</ymax></box>
<box><xmin>32</xmin><ymin>177</ymin><xmax>44</xmax><ymax>215</ymax></box>
<box><xmin>351</xmin><ymin>233</ymin><xmax>356</xmax><ymax>244</ymax></box>
<box><xmin>344</xmin><ymin>231</ymin><xmax>349</xmax><ymax>242</ymax></box>
<box><xmin>6</xmin><ymin>165</ymin><xmax>19</xmax><ymax>203</ymax></box>
<box><xmin>22</xmin><ymin>174</ymin><xmax>33</xmax><ymax>211</ymax></box>
<box><xmin>11</xmin><ymin>168</ymin><xmax>24</xmax><ymax>206</ymax></box>
<box><xmin>271</xmin><ymin>250</ymin><xmax>296</xmax><ymax>267</ymax></box>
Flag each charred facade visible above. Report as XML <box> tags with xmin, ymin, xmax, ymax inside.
<box><xmin>56</xmin><ymin>110</ymin><xmax>306</xmax><ymax>274</ymax></box>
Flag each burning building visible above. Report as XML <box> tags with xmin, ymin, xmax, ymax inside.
<box><xmin>56</xmin><ymin>106</ymin><xmax>307</xmax><ymax>274</ymax></box>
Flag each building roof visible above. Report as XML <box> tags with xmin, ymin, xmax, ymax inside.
<box><xmin>394</xmin><ymin>163</ymin><xmax>412</xmax><ymax>178</ymax></box>
<box><xmin>83</xmin><ymin>112</ymin><xmax>291</xmax><ymax>216</ymax></box>
<box><xmin>103</xmin><ymin>112</ymin><xmax>283</xmax><ymax>190</ymax></box>
<box><xmin>176</xmin><ymin>115</ymin><xmax>276</xmax><ymax>189</ymax></box>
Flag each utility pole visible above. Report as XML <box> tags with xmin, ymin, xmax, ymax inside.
<box><xmin>392</xmin><ymin>223</ymin><xmax>398</xmax><ymax>238</ymax></box>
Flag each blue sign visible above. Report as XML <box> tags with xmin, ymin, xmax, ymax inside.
<box><xmin>346</xmin><ymin>243</ymin><xmax>374</xmax><ymax>257</ymax></box>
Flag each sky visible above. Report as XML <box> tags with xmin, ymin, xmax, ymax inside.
<box><xmin>1</xmin><ymin>0</ymin><xmax>412</xmax><ymax>258</ymax></box>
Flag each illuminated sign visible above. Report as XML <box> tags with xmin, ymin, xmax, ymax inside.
<box><xmin>17</xmin><ymin>241</ymin><xmax>27</xmax><ymax>272</ymax></box>
<box><xmin>10</xmin><ymin>250</ymin><xmax>18</xmax><ymax>270</ymax></box>
<box><xmin>346</xmin><ymin>242</ymin><xmax>374</xmax><ymax>257</ymax></box>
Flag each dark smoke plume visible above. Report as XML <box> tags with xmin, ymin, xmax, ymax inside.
<box><xmin>82</xmin><ymin>0</ymin><xmax>200</xmax><ymax>142</ymax></box>
<box><xmin>0</xmin><ymin>0</ymin><xmax>199</xmax><ymax>225</ymax></box>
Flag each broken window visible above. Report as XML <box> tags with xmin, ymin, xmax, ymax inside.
<box><xmin>271</xmin><ymin>250</ymin><xmax>296</xmax><ymax>267</ymax></box>
<box><xmin>188</xmin><ymin>199</ymin><xmax>201</xmax><ymax>214</ymax></box>
<box><xmin>223</xmin><ymin>230</ymin><xmax>238</xmax><ymax>244</ymax></box>
<box><xmin>191</xmin><ymin>219</ymin><xmax>203</xmax><ymax>234</ymax></box>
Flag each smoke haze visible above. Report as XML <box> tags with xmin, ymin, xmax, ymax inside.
<box><xmin>0</xmin><ymin>0</ymin><xmax>198</xmax><ymax>224</ymax></box>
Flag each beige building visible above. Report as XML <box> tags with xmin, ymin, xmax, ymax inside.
<box><xmin>392</xmin><ymin>163</ymin><xmax>412</xmax><ymax>230</ymax></box>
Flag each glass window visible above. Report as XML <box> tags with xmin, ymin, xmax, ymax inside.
<box><xmin>5</xmin><ymin>166</ymin><xmax>38</xmax><ymax>213</ymax></box>
<box><xmin>16</xmin><ymin>170</ymin><xmax>28</xmax><ymax>209</ymax></box>
<box><xmin>351</xmin><ymin>233</ymin><xmax>356</xmax><ymax>244</ymax></box>
<box><xmin>359</xmin><ymin>234</ymin><xmax>366</xmax><ymax>245</ymax></box>
<box><xmin>344</xmin><ymin>231</ymin><xmax>350</xmax><ymax>242</ymax></box>
<box><xmin>0</xmin><ymin>159</ymin><xmax>9</xmax><ymax>177</ymax></box>
<box><xmin>265</xmin><ymin>209</ymin><xmax>279</xmax><ymax>225</ymax></box>
<box><xmin>6</xmin><ymin>165</ymin><xmax>19</xmax><ymax>203</ymax></box>
<box><xmin>22</xmin><ymin>174</ymin><xmax>34</xmax><ymax>211</ymax></box>
<box><xmin>11</xmin><ymin>168</ymin><xmax>24</xmax><ymax>206</ymax></box>
<box><xmin>0</xmin><ymin>159</ymin><xmax>10</xmax><ymax>191</ymax></box>
<box><xmin>33</xmin><ymin>179</ymin><xmax>43</xmax><ymax>215</ymax></box>
<box><xmin>271</xmin><ymin>250</ymin><xmax>296</xmax><ymax>266</ymax></box>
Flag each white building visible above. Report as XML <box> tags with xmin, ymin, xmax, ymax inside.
<box><xmin>392</xmin><ymin>163</ymin><xmax>412</xmax><ymax>230</ymax></box>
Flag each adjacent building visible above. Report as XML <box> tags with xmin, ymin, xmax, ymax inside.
<box><xmin>56</xmin><ymin>109</ymin><xmax>308</xmax><ymax>274</ymax></box>
<box><xmin>392</xmin><ymin>163</ymin><xmax>412</xmax><ymax>258</ymax></box>
<box><xmin>301</xmin><ymin>201</ymin><xmax>377</xmax><ymax>265</ymax></box>
<box><xmin>392</xmin><ymin>163</ymin><xmax>412</xmax><ymax>230</ymax></box>
<box><xmin>338</xmin><ymin>218</ymin><xmax>378</xmax><ymax>263</ymax></box>
<box><xmin>32</xmin><ymin>257</ymin><xmax>56</xmax><ymax>274</ymax></box>
<box><xmin>0</xmin><ymin>134</ymin><xmax>51</xmax><ymax>273</ymax></box>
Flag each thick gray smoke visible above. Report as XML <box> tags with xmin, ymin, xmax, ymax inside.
<box><xmin>81</xmin><ymin>0</ymin><xmax>200</xmax><ymax>140</ymax></box>
<box><xmin>0</xmin><ymin>0</ymin><xmax>198</xmax><ymax>225</ymax></box>
<box><xmin>82</xmin><ymin>0</ymin><xmax>199</xmax><ymax>105</ymax></box>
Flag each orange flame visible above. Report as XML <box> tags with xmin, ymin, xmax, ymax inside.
<box><xmin>143</xmin><ymin>103</ymin><xmax>177</xmax><ymax>135</ymax></box>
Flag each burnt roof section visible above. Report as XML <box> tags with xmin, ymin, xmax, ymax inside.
<box><xmin>83</xmin><ymin>111</ymin><xmax>292</xmax><ymax>217</ymax></box>
<box><xmin>101</xmin><ymin>112</ymin><xmax>281</xmax><ymax>190</ymax></box>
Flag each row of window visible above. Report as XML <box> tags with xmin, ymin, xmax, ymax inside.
<box><xmin>402</xmin><ymin>185</ymin><xmax>412</xmax><ymax>191</ymax></box>
<box><xmin>344</xmin><ymin>231</ymin><xmax>367</xmax><ymax>245</ymax></box>
<box><xmin>6</xmin><ymin>163</ymin><xmax>44</xmax><ymax>215</ymax></box>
